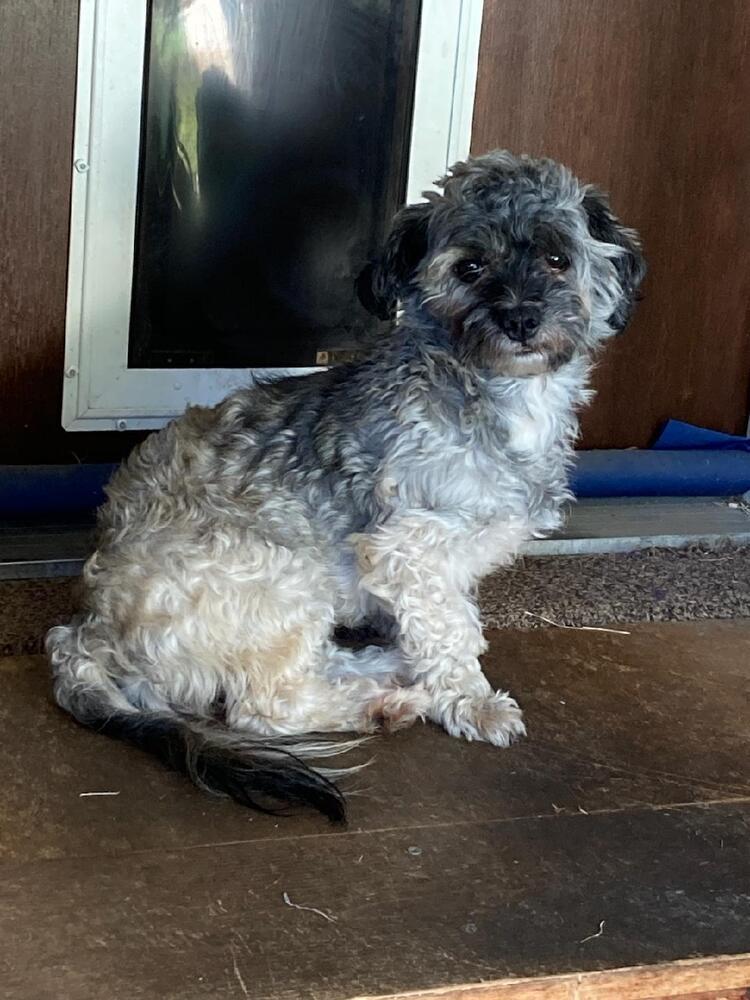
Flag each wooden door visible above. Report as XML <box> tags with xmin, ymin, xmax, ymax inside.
<box><xmin>472</xmin><ymin>0</ymin><xmax>750</xmax><ymax>448</ymax></box>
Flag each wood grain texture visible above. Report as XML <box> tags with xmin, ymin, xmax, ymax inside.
<box><xmin>3</xmin><ymin>1</ymin><xmax>749</xmax><ymax>460</ymax></box>
<box><xmin>3</xmin><ymin>619</ymin><xmax>750</xmax><ymax>863</ymax></box>
<box><xmin>1</xmin><ymin>796</ymin><xmax>749</xmax><ymax>1000</ymax></box>
<box><xmin>0</xmin><ymin>0</ymin><xmax>145</xmax><ymax>463</ymax></box>
<box><xmin>355</xmin><ymin>954</ymin><xmax>750</xmax><ymax>998</ymax></box>
<box><xmin>1</xmin><ymin>621</ymin><xmax>749</xmax><ymax>999</ymax></box>
<box><xmin>472</xmin><ymin>0</ymin><xmax>750</xmax><ymax>448</ymax></box>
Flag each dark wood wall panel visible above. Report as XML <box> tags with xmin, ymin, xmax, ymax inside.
<box><xmin>2</xmin><ymin>1</ymin><xmax>748</xmax><ymax>460</ymax></box>
<box><xmin>472</xmin><ymin>0</ymin><xmax>750</xmax><ymax>449</ymax></box>
<box><xmin>0</xmin><ymin>0</ymin><xmax>143</xmax><ymax>464</ymax></box>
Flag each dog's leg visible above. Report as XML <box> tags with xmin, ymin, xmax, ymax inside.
<box><xmin>228</xmin><ymin>642</ymin><xmax>430</xmax><ymax>737</ymax></box>
<box><xmin>353</xmin><ymin>517</ymin><xmax>526</xmax><ymax>746</ymax></box>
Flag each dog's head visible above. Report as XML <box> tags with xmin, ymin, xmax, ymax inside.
<box><xmin>359</xmin><ymin>151</ymin><xmax>646</xmax><ymax>376</ymax></box>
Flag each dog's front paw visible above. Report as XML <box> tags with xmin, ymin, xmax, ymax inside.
<box><xmin>439</xmin><ymin>691</ymin><xmax>526</xmax><ymax>746</ymax></box>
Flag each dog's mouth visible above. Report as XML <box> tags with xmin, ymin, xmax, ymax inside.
<box><xmin>485</xmin><ymin>320</ymin><xmax>576</xmax><ymax>375</ymax></box>
<box><xmin>494</xmin><ymin>317</ymin><xmax>574</xmax><ymax>358</ymax></box>
<box><xmin>510</xmin><ymin>331</ymin><xmax>576</xmax><ymax>368</ymax></box>
<box><xmin>498</xmin><ymin>346</ymin><xmax>559</xmax><ymax>376</ymax></box>
<box><xmin>456</xmin><ymin>305</ymin><xmax>580</xmax><ymax>376</ymax></box>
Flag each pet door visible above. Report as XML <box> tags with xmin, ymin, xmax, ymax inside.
<box><xmin>129</xmin><ymin>0</ymin><xmax>420</xmax><ymax>371</ymax></box>
<box><xmin>63</xmin><ymin>0</ymin><xmax>483</xmax><ymax>430</ymax></box>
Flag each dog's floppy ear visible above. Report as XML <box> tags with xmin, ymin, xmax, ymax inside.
<box><xmin>357</xmin><ymin>202</ymin><xmax>432</xmax><ymax>320</ymax></box>
<box><xmin>583</xmin><ymin>188</ymin><xmax>646</xmax><ymax>332</ymax></box>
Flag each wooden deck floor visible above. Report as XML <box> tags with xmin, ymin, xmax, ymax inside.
<box><xmin>1</xmin><ymin>620</ymin><xmax>749</xmax><ymax>999</ymax></box>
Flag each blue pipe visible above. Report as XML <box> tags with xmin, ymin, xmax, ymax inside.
<box><xmin>1</xmin><ymin>451</ymin><xmax>749</xmax><ymax>517</ymax></box>
<box><xmin>569</xmin><ymin>450</ymin><xmax>750</xmax><ymax>498</ymax></box>
<box><xmin>0</xmin><ymin>464</ymin><xmax>118</xmax><ymax>518</ymax></box>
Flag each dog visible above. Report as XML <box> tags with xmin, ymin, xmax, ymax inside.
<box><xmin>47</xmin><ymin>151</ymin><xmax>645</xmax><ymax>821</ymax></box>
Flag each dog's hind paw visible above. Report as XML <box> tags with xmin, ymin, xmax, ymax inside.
<box><xmin>440</xmin><ymin>691</ymin><xmax>526</xmax><ymax>746</ymax></box>
<box><xmin>367</xmin><ymin>686</ymin><xmax>433</xmax><ymax>733</ymax></box>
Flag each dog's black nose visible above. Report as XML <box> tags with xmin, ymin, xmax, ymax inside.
<box><xmin>497</xmin><ymin>305</ymin><xmax>542</xmax><ymax>342</ymax></box>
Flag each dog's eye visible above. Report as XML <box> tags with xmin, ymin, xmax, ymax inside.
<box><xmin>545</xmin><ymin>252</ymin><xmax>570</xmax><ymax>272</ymax></box>
<box><xmin>454</xmin><ymin>260</ymin><xmax>485</xmax><ymax>283</ymax></box>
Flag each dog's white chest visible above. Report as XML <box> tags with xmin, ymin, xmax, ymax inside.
<box><xmin>503</xmin><ymin>376</ymin><xmax>573</xmax><ymax>458</ymax></box>
<box><xmin>507</xmin><ymin>410</ymin><xmax>550</xmax><ymax>455</ymax></box>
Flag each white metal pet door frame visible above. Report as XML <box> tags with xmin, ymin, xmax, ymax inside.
<box><xmin>62</xmin><ymin>0</ymin><xmax>484</xmax><ymax>432</ymax></box>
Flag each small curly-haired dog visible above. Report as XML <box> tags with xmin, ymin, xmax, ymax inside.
<box><xmin>48</xmin><ymin>151</ymin><xmax>645</xmax><ymax>820</ymax></box>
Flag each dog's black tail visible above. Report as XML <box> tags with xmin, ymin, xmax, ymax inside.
<box><xmin>91</xmin><ymin>711</ymin><xmax>349</xmax><ymax>822</ymax></box>
<box><xmin>47</xmin><ymin>623</ymin><xmax>355</xmax><ymax>821</ymax></box>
